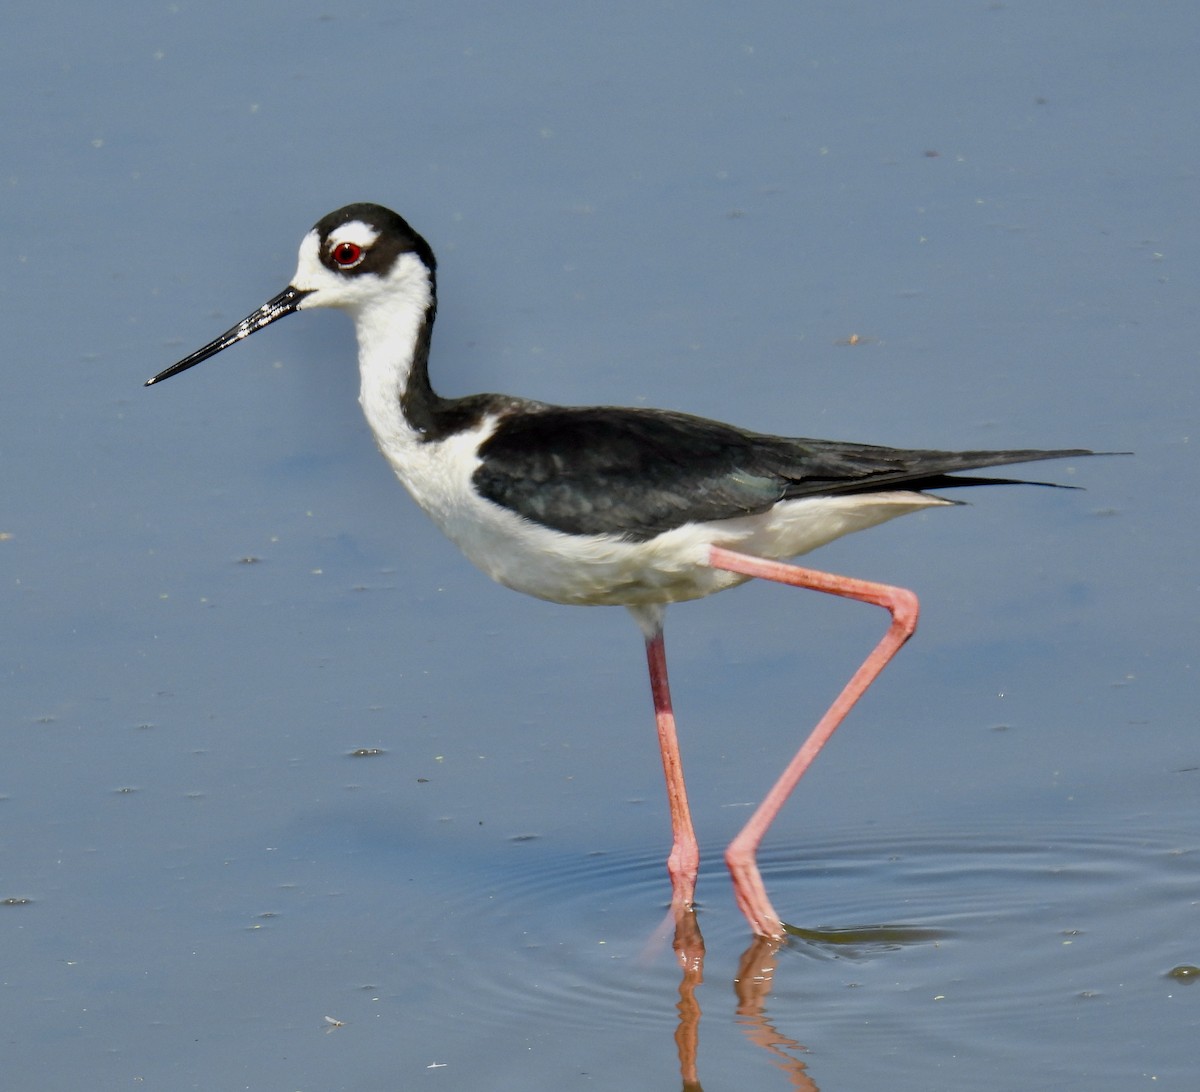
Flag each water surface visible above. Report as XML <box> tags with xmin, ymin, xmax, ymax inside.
<box><xmin>2</xmin><ymin>2</ymin><xmax>1193</xmax><ymax>1088</ymax></box>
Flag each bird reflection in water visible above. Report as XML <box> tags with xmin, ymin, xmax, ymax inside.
<box><xmin>662</xmin><ymin>907</ymin><xmax>947</xmax><ymax>1089</ymax></box>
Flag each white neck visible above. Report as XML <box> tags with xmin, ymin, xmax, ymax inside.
<box><xmin>348</xmin><ymin>256</ymin><xmax>436</xmax><ymax>454</ymax></box>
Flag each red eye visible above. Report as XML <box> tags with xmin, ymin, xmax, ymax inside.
<box><xmin>330</xmin><ymin>241</ymin><xmax>364</xmax><ymax>268</ymax></box>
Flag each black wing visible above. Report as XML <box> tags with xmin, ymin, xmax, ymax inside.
<box><xmin>471</xmin><ymin>405</ymin><xmax>1091</xmax><ymax>541</ymax></box>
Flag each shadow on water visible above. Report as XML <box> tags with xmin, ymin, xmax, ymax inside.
<box><xmin>782</xmin><ymin>920</ymin><xmax>950</xmax><ymax>956</ymax></box>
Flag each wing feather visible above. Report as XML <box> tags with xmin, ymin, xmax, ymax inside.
<box><xmin>471</xmin><ymin>406</ymin><xmax>1091</xmax><ymax>540</ymax></box>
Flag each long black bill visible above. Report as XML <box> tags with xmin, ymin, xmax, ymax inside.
<box><xmin>145</xmin><ymin>285</ymin><xmax>311</xmax><ymax>387</ymax></box>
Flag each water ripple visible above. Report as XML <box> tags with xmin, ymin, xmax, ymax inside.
<box><xmin>391</xmin><ymin>818</ymin><xmax>1199</xmax><ymax>1051</ymax></box>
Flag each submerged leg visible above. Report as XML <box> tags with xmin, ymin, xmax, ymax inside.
<box><xmin>706</xmin><ymin>544</ymin><xmax>920</xmax><ymax>939</ymax></box>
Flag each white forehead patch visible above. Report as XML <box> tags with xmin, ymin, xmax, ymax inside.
<box><xmin>328</xmin><ymin>220</ymin><xmax>379</xmax><ymax>248</ymax></box>
<box><xmin>290</xmin><ymin>230</ymin><xmax>323</xmax><ymax>297</ymax></box>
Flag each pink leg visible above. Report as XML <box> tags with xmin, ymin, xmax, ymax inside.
<box><xmin>644</xmin><ymin>628</ymin><xmax>700</xmax><ymax>913</ymax></box>
<box><xmin>707</xmin><ymin>544</ymin><xmax>920</xmax><ymax>939</ymax></box>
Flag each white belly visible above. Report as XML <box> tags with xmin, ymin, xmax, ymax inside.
<box><xmin>383</xmin><ymin>425</ymin><xmax>948</xmax><ymax>606</ymax></box>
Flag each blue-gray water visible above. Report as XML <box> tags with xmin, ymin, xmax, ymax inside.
<box><xmin>2</xmin><ymin>2</ymin><xmax>1194</xmax><ymax>1088</ymax></box>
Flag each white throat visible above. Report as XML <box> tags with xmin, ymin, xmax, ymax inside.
<box><xmin>292</xmin><ymin>232</ymin><xmax>436</xmax><ymax>453</ymax></box>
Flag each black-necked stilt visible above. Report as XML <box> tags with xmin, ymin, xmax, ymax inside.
<box><xmin>148</xmin><ymin>203</ymin><xmax>1095</xmax><ymax>939</ymax></box>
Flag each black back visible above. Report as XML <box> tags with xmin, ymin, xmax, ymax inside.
<box><xmin>471</xmin><ymin>404</ymin><xmax>1091</xmax><ymax>540</ymax></box>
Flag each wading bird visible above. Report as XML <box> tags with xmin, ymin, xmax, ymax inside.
<box><xmin>148</xmin><ymin>204</ymin><xmax>1093</xmax><ymax>937</ymax></box>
